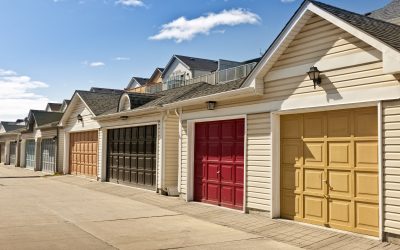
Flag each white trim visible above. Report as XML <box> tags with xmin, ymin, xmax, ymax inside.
<box><xmin>100</xmin><ymin>128</ymin><xmax>108</xmax><ymax>181</ymax></box>
<box><xmin>378</xmin><ymin>101</ymin><xmax>384</xmax><ymax>240</ymax></box>
<box><xmin>156</xmin><ymin>120</ymin><xmax>161</xmax><ymax>192</ymax></box>
<box><xmin>186</xmin><ymin>114</ymin><xmax>247</xmax><ymax>213</ymax></box>
<box><xmin>163</xmin><ymin>87</ymin><xmax>256</xmax><ymax>109</ymax></box>
<box><xmin>94</xmin><ymin>106</ymin><xmax>160</xmax><ymax>121</ymax></box>
<box><xmin>160</xmin><ymin>112</ymin><xmax>166</xmax><ymax>191</ymax></box>
<box><xmin>271</xmin><ymin>112</ymin><xmax>281</xmax><ymax>218</ymax></box>
<box><xmin>243</xmin><ymin>114</ymin><xmax>248</xmax><ymax>213</ymax></box>
<box><xmin>59</xmin><ymin>93</ymin><xmax>96</xmax><ymax>126</ymax></box>
<box><xmin>177</xmin><ymin>108</ymin><xmax>183</xmax><ymax>194</ymax></box>
<box><xmin>181</xmin><ymin>85</ymin><xmax>400</xmax><ymax>121</ymax></box>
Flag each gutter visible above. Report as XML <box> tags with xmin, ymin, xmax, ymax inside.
<box><xmin>163</xmin><ymin>86</ymin><xmax>257</xmax><ymax>109</ymax></box>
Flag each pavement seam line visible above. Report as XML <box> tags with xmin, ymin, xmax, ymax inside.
<box><xmin>90</xmin><ymin>213</ymin><xmax>183</xmax><ymax>223</ymax></box>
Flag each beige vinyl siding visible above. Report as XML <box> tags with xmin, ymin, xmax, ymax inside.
<box><xmin>65</xmin><ymin>99</ymin><xmax>100</xmax><ymax>132</ymax></box>
<box><xmin>246</xmin><ymin>113</ymin><xmax>271</xmax><ymax>212</ymax></box>
<box><xmin>40</xmin><ymin>129</ymin><xmax>57</xmax><ymax>139</ymax></box>
<box><xmin>180</xmin><ymin>121</ymin><xmax>188</xmax><ymax>196</ymax></box>
<box><xmin>263</xmin><ymin>15</ymin><xmax>398</xmax><ymax>101</ymax></box>
<box><xmin>57</xmin><ymin>128</ymin><xmax>64</xmax><ymax>173</ymax></box>
<box><xmin>383</xmin><ymin>100</ymin><xmax>400</xmax><ymax>235</ymax></box>
<box><xmin>164</xmin><ymin>115</ymin><xmax>179</xmax><ymax>188</ymax></box>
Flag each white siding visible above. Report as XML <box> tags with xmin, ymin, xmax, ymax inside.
<box><xmin>164</xmin><ymin>115</ymin><xmax>179</xmax><ymax>188</ymax></box>
<box><xmin>383</xmin><ymin>100</ymin><xmax>400</xmax><ymax>235</ymax></box>
<box><xmin>57</xmin><ymin>128</ymin><xmax>64</xmax><ymax>173</ymax></box>
<box><xmin>65</xmin><ymin>99</ymin><xmax>100</xmax><ymax>132</ymax></box>
<box><xmin>180</xmin><ymin>122</ymin><xmax>188</xmax><ymax>196</ymax></box>
<box><xmin>246</xmin><ymin>113</ymin><xmax>271</xmax><ymax>212</ymax></box>
<box><xmin>98</xmin><ymin>129</ymin><xmax>103</xmax><ymax>179</ymax></box>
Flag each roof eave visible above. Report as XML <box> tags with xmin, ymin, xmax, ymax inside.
<box><xmin>94</xmin><ymin>106</ymin><xmax>160</xmax><ymax>121</ymax></box>
<box><xmin>163</xmin><ymin>86</ymin><xmax>257</xmax><ymax>109</ymax></box>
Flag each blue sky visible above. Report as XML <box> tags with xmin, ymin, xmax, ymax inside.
<box><xmin>0</xmin><ymin>0</ymin><xmax>390</xmax><ymax>120</ymax></box>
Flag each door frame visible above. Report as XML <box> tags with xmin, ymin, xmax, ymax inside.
<box><xmin>186</xmin><ymin>114</ymin><xmax>248</xmax><ymax>213</ymax></box>
<box><xmin>104</xmin><ymin>122</ymin><xmax>160</xmax><ymax>191</ymax></box>
<box><xmin>270</xmin><ymin>101</ymin><xmax>383</xmax><ymax>239</ymax></box>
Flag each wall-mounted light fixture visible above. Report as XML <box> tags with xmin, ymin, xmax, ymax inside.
<box><xmin>207</xmin><ymin>101</ymin><xmax>217</xmax><ymax>110</ymax></box>
<box><xmin>52</xmin><ymin>136</ymin><xmax>57</xmax><ymax>142</ymax></box>
<box><xmin>77</xmin><ymin>114</ymin><xmax>83</xmax><ymax>122</ymax></box>
<box><xmin>120</xmin><ymin>116</ymin><xmax>128</xmax><ymax>120</ymax></box>
<box><xmin>307</xmin><ymin>66</ymin><xmax>322</xmax><ymax>89</ymax></box>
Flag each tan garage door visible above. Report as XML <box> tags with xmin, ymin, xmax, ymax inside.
<box><xmin>70</xmin><ymin>131</ymin><xmax>98</xmax><ymax>178</ymax></box>
<box><xmin>280</xmin><ymin>107</ymin><xmax>379</xmax><ymax>236</ymax></box>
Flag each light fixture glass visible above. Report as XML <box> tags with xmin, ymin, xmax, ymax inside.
<box><xmin>207</xmin><ymin>101</ymin><xmax>216</xmax><ymax>110</ymax></box>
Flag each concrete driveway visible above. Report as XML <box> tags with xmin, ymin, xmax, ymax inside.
<box><xmin>0</xmin><ymin>166</ymin><xmax>299</xmax><ymax>250</ymax></box>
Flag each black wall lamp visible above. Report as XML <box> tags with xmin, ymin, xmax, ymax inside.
<box><xmin>308</xmin><ymin>66</ymin><xmax>322</xmax><ymax>89</ymax></box>
<box><xmin>52</xmin><ymin>136</ymin><xmax>57</xmax><ymax>142</ymax></box>
<box><xmin>207</xmin><ymin>101</ymin><xmax>217</xmax><ymax>110</ymax></box>
<box><xmin>77</xmin><ymin>114</ymin><xmax>83</xmax><ymax>122</ymax></box>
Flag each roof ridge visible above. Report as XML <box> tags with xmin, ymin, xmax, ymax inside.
<box><xmin>311</xmin><ymin>0</ymin><xmax>400</xmax><ymax>28</ymax></box>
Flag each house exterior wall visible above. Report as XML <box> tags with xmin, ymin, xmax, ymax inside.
<box><xmin>163</xmin><ymin>115</ymin><xmax>179</xmax><ymax>189</ymax></box>
<box><xmin>163</xmin><ymin>59</ymin><xmax>191</xmax><ymax>82</ymax></box>
<box><xmin>178</xmin><ymin>12</ymin><xmax>400</xmax><ymax>233</ymax></box>
<box><xmin>383</xmin><ymin>100</ymin><xmax>400</xmax><ymax>237</ymax></box>
<box><xmin>62</xmin><ymin>97</ymin><xmax>101</xmax><ymax>176</ymax></box>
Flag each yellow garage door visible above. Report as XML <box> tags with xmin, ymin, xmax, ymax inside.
<box><xmin>280</xmin><ymin>107</ymin><xmax>378</xmax><ymax>236</ymax></box>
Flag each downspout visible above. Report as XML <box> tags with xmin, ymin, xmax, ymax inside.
<box><xmin>56</xmin><ymin>127</ymin><xmax>59</xmax><ymax>174</ymax></box>
<box><xmin>175</xmin><ymin>108</ymin><xmax>183</xmax><ymax>197</ymax></box>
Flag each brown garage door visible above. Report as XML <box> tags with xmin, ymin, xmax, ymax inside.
<box><xmin>280</xmin><ymin>107</ymin><xmax>379</xmax><ymax>236</ymax></box>
<box><xmin>70</xmin><ymin>131</ymin><xmax>98</xmax><ymax>178</ymax></box>
<box><xmin>107</xmin><ymin>125</ymin><xmax>157</xmax><ymax>189</ymax></box>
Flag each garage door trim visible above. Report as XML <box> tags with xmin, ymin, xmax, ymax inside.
<box><xmin>269</xmin><ymin>105</ymin><xmax>382</xmax><ymax>238</ymax></box>
<box><xmin>187</xmin><ymin>114</ymin><xmax>247</xmax><ymax>213</ymax></box>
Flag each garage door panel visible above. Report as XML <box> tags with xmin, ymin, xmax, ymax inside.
<box><xmin>281</xmin><ymin>140</ymin><xmax>301</xmax><ymax>166</ymax></box>
<box><xmin>25</xmin><ymin>140</ymin><xmax>36</xmax><ymax>170</ymax></box>
<box><xmin>304</xmin><ymin>114</ymin><xmax>325</xmax><ymax>138</ymax></box>
<box><xmin>107</xmin><ymin>125</ymin><xmax>156</xmax><ymax>190</ymax></box>
<box><xmin>328</xmin><ymin>171</ymin><xmax>351</xmax><ymax>197</ymax></box>
<box><xmin>281</xmin><ymin>107</ymin><xmax>378</xmax><ymax>236</ymax></box>
<box><xmin>355</xmin><ymin>172</ymin><xmax>379</xmax><ymax>199</ymax></box>
<box><xmin>328</xmin><ymin>142</ymin><xmax>351</xmax><ymax>167</ymax></box>
<box><xmin>355</xmin><ymin>141</ymin><xmax>378</xmax><ymax>169</ymax></box>
<box><xmin>304</xmin><ymin>169</ymin><xmax>324</xmax><ymax>193</ymax></box>
<box><xmin>194</xmin><ymin>119</ymin><xmax>244</xmax><ymax>210</ymax></box>
<box><xmin>221</xmin><ymin>142</ymin><xmax>234</xmax><ymax>162</ymax></box>
<box><xmin>355</xmin><ymin>110</ymin><xmax>378</xmax><ymax>137</ymax></box>
<box><xmin>327</xmin><ymin>111</ymin><xmax>351</xmax><ymax>138</ymax></box>
<box><xmin>41</xmin><ymin>139</ymin><xmax>56</xmax><ymax>173</ymax></box>
<box><xmin>304</xmin><ymin>195</ymin><xmax>326</xmax><ymax>223</ymax></box>
<box><xmin>329</xmin><ymin>199</ymin><xmax>352</xmax><ymax>228</ymax></box>
<box><xmin>304</xmin><ymin>142</ymin><xmax>324</xmax><ymax>166</ymax></box>
<box><xmin>356</xmin><ymin>202</ymin><xmax>379</xmax><ymax>231</ymax></box>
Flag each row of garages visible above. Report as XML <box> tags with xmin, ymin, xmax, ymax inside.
<box><xmin>1</xmin><ymin>0</ymin><xmax>400</xmax><ymax>242</ymax></box>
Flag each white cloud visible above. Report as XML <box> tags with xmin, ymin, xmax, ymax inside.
<box><xmin>116</xmin><ymin>0</ymin><xmax>144</xmax><ymax>7</ymax></box>
<box><xmin>149</xmin><ymin>9</ymin><xmax>260</xmax><ymax>43</ymax></box>
<box><xmin>89</xmin><ymin>61</ymin><xmax>105</xmax><ymax>67</ymax></box>
<box><xmin>0</xmin><ymin>69</ymin><xmax>49</xmax><ymax>121</ymax></box>
<box><xmin>113</xmin><ymin>57</ymin><xmax>131</xmax><ymax>61</ymax></box>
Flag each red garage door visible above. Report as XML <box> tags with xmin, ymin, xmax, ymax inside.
<box><xmin>194</xmin><ymin>119</ymin><xmax>244</xmax><ymax>210</ymax></box>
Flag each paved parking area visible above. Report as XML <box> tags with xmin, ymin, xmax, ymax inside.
<box><xmin>1</xmin><ymin>165</ymin><xmax>399</xmax><ymax>249</ymax></box>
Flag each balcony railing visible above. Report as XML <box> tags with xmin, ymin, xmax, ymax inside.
<box><xmin>163</xmin><ymin>62</ymin><xmax>257</xmax><ymax>90</ymax></box>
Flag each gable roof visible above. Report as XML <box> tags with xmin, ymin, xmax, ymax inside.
<box><xmin>162</xmin><ymin>55</ymin><xmax>218</xmax><ymax>78</ymax></box>
<box><xmin>126</xmin><ymin>77</ymin><xmax>149</xmax><ymax>89</ymax></box>
<box><xmin>29</xmin><ymin>110</ymin><xmax>63</xmax><ymax>127</ymax></box>
<box><xmin>46</xmin><ymin>103</ymin><xmax>62</xmax><ymax>112</ymax></box>
<box><xmin>242</xmin><ymin>0</ymin><xmax>400</xmax><ymax>89</ymax></box>
<box><xmin>366</xmin><ymin>0</ymin><xmax>400</xmax><ymax>21</ymax></box>
<box><xmin>77</xmin><ymin>90</ymin><xmax>122</xmax><ymax>116</ymax></box>
<box><xmin>311</xmin><ymin>0</ymin><xmax>400</xmax><ymax>52</ymax></box>
<box><xmin>175</xmin><ymin>55</ymin><xmax>218</xmax><ymax>72</ymax></box>
<box><xmin>118</xmin><ymin>92</ymin><xmax>158</xmax><ymax>111</ymax></box>
<box><xmin>0</xmin><ymin>121</ymin><xmax>25</xmax><ymax>133</ymax></box>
